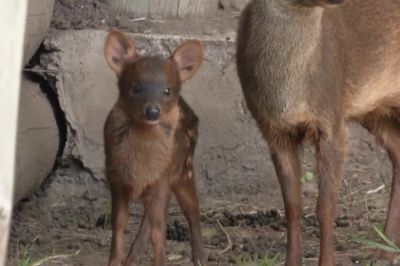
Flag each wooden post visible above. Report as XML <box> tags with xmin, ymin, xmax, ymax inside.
<box><xmin>0</xmin><ymin>1</ymin><xmax>27</xmax><ymax>265</ymax></box>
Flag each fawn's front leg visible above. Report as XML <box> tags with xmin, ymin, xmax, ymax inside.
<box><xmin>109</xmin><ymin>184</ymin><xmax>130</xmax><ymax>266</ymax></box>
<box><xmin>148</xmin><ymin>178</ymin><xmax>172</xmax><ymax>266</ymax></box>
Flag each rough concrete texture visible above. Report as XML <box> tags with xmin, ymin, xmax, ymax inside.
<box><xmin>23</xmin><ymin>0</ymin><xmax>54</xmax><ymax>65</ymax></box>
<box><xmin>219</xmin><ymin>0</ymin><xmax>250</xmax><ymax>12</ymax></box>
<box><xmin>14</xmin><ymin>77</ymin><xmax>58</xmax><ymax>203</ymax></box>
<box><xmin>104</xmin><ymin>0</ymin><xmax>218</xmax><ymax>19</ymax></box>
<box><xmin>38</xmin><ymin>29</ymin><xmax>279</xmax><ymax>197</ymax></box>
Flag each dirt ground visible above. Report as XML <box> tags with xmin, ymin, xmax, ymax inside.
<box><xmin>7</xmin><ymin>1</ymin><xmax>397</xmax><ymax>265</ymax></box>
<box><xmin>8</xmin><ymin>124</ymin><xmax>394</xmax><ymax>266</ymax></box>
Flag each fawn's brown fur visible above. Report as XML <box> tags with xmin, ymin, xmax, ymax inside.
<box><xmin>103</xmin><ymin>30</ymin><xmax>207</xmax><ymax>266</ymax></box>
<box><xmin>237</xmin><ymin>0</ymin><xmax>400</xmax><ymax>265</ymax></box>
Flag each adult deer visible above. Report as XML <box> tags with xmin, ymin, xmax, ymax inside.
<box><xmin>236</xmin><ymin>0</ymin><xmax>400</xmax><ymax>265</ymax></box>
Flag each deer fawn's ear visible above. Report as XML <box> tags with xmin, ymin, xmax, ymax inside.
<box><xmin>172</xmin><ymin>40</ymin><xmax>203</xmax><ymax>83</ymax></box>
<box><xmin>104</xmin><ymin>30</ymin><xmax>136</xmax><ymax>76</ymax></box>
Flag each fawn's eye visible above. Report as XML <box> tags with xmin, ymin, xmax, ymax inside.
<box><xmin>164</xmin><ymin>87</ymin><xmax>171</xmax><ymax>96</ymax></box>
<box><xmin>132</xmin><ymin>85</ymin><xmax>142</xmax><ymax>94</ymax></box>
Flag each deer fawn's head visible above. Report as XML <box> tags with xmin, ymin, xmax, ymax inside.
<box><xmin>104</xmin><ymin>30</ymin><xmax>203</xmax><ymax>126</ymax></box>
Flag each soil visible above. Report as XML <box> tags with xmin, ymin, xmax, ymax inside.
<box><xmin>7</xmin><ymin>0</ymin><xmax>396</xmax><ymax>265</ymax></box>
<box><xmin>7</xmin><ymin>127</ymin><xmax>394</xmax><ymax>265</ymax></box>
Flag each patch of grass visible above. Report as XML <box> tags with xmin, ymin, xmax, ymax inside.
<box><xmin>353</xmin><ymin>225</ymin><xmax>400</xmax><ymax>264</ymax></box>
<box><xmin>202</xmin><ymin>226</ymin><xmax>218</xmax><ymax>240</ymax></box>
<box><xmin>378</xmin><ymin>174</ymin><xmax>390</xmax><ymax>195</ymax></box>
<box><xmin>349</xmin><ymin>254</ymin><xmax>376</xmax><ymax>266</ymax></box>
<box><xmin>235</xmin><ymin>253</ymin><xmax>284</xmax><ymax>266</ymax></box>
<box><xmin>102</xmin><ymin>203</ymin><xmax>112</xmax><ymax>231</ymax></box>
<box><xmin>348</xmin><ymin>169</ymin><xmax>400</xmax><ymax>265</ymax></box>
<box><xmin>17</xmin><ymin>250</ymin><xmax>35</xmax><ymax>266</ymax></box>
<box><xmin>16</xmin><ymin>248</ymin><xmax>80</xmax><ymax>266</ymax></box>
<box><xmin>255</xmin><ymin>254</ymin><xmax>284</xmax><ymax>266</ymax></box>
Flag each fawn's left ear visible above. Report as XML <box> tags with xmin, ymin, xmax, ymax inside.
<box><xmin>171</xmin><ymin>40</ymin><xmax>203</xmax><ymax>83</ymax></box>
<box><xmin>104</xmin><ymin>30</ymin><xmax>137</xmax><ymax>76</ymax></box>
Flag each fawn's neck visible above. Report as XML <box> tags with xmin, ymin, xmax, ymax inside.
<box><xmin>114</xmin><ymin>104</ymin><xmax>180</xmax><ymax>195</ymax></box>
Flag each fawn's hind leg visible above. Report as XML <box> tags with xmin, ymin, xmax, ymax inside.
<box><xmin>124</xmin><ymin>212</ymin><xmax>151</xmax><ymax>266</ymax></box>
<box><xmin>362</xmin><ymin>115</ymin><xmax>400</xmax><ymax>263</ymax></box>
<box><xmin>124</xmin><ymin>178</ymin><xmax>171</xmax><ymax>266</ymax></box>
<box><xmin>173</xmin><ymin>172</ymin><xmax>207</xmax><ymax>266</ymax></box>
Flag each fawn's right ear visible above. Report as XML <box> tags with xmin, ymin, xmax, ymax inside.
<box><xmin>104</xmin><ymin>30</ymin><xmax>136</xmax><ymax>76</ymax></box>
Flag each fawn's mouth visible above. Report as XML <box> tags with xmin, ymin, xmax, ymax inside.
<box><xmin>144</xmin><ymin>120</ymin><xmax>160</xmax><ymax>126</ymax></box>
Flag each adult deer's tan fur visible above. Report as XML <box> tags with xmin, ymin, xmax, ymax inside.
<box><xmin>237</xmin><ymin>0</ymin><xmax>400</xmax><ymax>265</ymax></box>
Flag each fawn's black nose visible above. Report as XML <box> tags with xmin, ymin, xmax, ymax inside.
<box><xmin>144</xmin><ymin>106</ymin><xmax>160</xmax><ymax>121</ymax></box>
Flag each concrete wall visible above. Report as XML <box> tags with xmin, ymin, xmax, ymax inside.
<box><xmin>15</xmin><ymin>77</ymin><xmax>58</xmax><ymax>203</ymax></box>
<box><xmin>104</xmin><ymin>0</ymin><xmax>218</xmax><ymax>19</ymax></box>
<box><xmin>38</xmin><ymin>30</ymin><xmax>277</xmax><ymax>197</ymax></box>
<box><xmin>219</xmin><ymin>0</ymin><xmax>250</xmax><ymax>11</ymax></box>
<box><xmin>23</xmin><ymin>0</ymin><xmax>54</xmax><ymax>65</ymax></box>
<box><xmin>103</xmin><ymin>0</ymin><xmax>251</xmax><ymax>18</ymax></box>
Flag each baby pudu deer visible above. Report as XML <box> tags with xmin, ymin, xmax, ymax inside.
<box><xmin>103</xmin><ymin>30</ymin><xmax>207</xmax><ymax>266</ymax></box>
<box><xmin>237</xmin><ymin>0</ymin><xmax>400</xmax><ymax>265</ymax></box>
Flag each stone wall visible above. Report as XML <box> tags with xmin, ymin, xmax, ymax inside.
<box><xmin>103</xmin><ymin>0</ymin><xmax>218</xmax><ymax>19</ymax></box>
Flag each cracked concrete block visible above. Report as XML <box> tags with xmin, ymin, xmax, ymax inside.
<box><xmin>104</xmin><ymin>0</ymin><xmax>218</xmax><ymax>18</ymax></box>
<box><xmin>23</xmin><ymin>0</ymin><xmax>54</xmax><ymax>65</ymax></box>
<box><xmin>39</xmin><ymin>30</ymin><xmax>277</xmax><ymax>197</ymax></box>
<box><xmin>219</xmin><ymin>0</ymin><xmax>250</xmax><ymax>12</ymax></box>
<box><xmin>14</xmin><ymin>77</ymin><xmax>59</xmax><ymax>203</ymax></box>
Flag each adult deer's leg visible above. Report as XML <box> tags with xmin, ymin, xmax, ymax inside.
<box><xmin>315</xmin><ymin>124</ymin><xmax>346</xmax><ymax>266</ymax></box>
<box><xmin>267</xmin><ymin>133</ymin><xmax>303</xmax><ymax>266</ymax></box>
<box><xmin>363</xmin><ymin>116</ymin><xmax>400</xmax><ymax>263</ymax></box>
